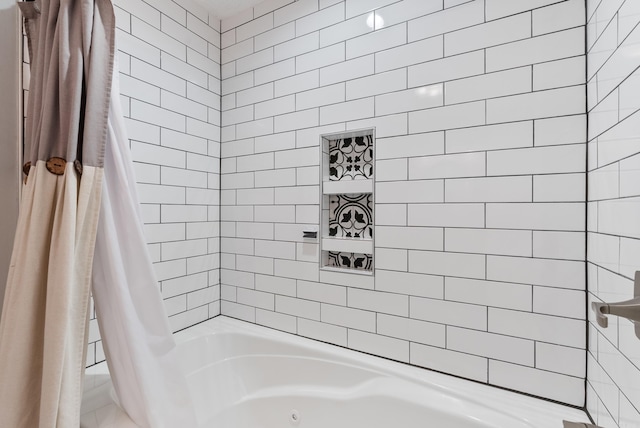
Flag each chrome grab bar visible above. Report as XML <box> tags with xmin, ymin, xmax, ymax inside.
<box><xmin>591</xmin><ymin>271</ymin><xmax>640</xmax><ymax>339</ymax></box>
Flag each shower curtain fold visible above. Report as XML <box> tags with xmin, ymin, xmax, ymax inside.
<box><xmin>0</xmin><ymin>0</ymin><xmax>196</xmax><ymax>426</ymax></box>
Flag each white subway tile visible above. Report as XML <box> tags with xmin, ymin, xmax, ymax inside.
<box><xmin>255</xmin><ymin>95</ymin><xmax>296</xmax><ymax>119</ymax></box>
<box><xmin>446</xmin><ymin>176</ymin><xmax>532</xmax><ymax>203</ymax></box>
<box><xmin>254</xmin><ymin>169</ymin><xmax>297</xmax><ymax>188</ymax></box>
<box><xmin>223</xmin><ymin>71</ymin><xmax>254</xmax><ymax>95</ymax></box>
<box><xmin>375</xmin><ymin>269</ymin><xmax>443</xmax><ymax>299</ymax></box>
<box><xmin>237</xmin><ymin>83</ymin><xmax>274</xmax><ymax>107</ymax></box>
<box><xmin>374</xmin><ymin>0</ymin><xmax>442</xmax><ymax>29</ymax></box>
<box><xmin>131</xmin><ymin>58</ymin><xmax>186</xmax><ymax>96</ymax></box>
<box><xmin>486</xmin><ymin>27</ymin><xmax>584</xmax><ymax>72</ymax></box>
<box><xmin>275</xmin><ymin>31</ymin><xmax>320</xmax><ymax>61</ymax></box>
<box><xmin>221</xmin><ymin>269</ymin><xmax>255</xmax><ymax>289</ymax></box>
<box><xmin>256</xmin><ymin>309</ymin><xmax>297</xmax><ymax>333</ymax></box>
<box><xmin>346</xmin><ymin>69</ymin><xmax>406</xmax><ymax>100</ymax></box>
<box><xmin>486</xmin><ymin>0</ymin><xmax>570</xmax><ymax>21</ymax></box>
<box><xmin>537</xmin><ymin>342</ymin><xmax>585</xmax><ymax>378</ymax></box>
<box><xmin>408</xmin><ymin>250</ymin><xmax>486</xmax><ymax>279</ymax></box>
<box><xmin>133</xmin><ymin>18</ymin><xmax>187</xmax><ymax>60</ymax></box>
<box><xmin>411</xmin><ymin>296</ymin><xmax>487</xmax><ymax>330</ymax></box>
<box><xmin>222</xmin><ymin>7</ymin><xmax>254</xmax><ymax>32</ymax></box>
<box><xmin>276</xmin><ymin>295</ymin><xmax>320</xmax><ymax>319</ymax></box>
<box><xmin>255</xmin><ymin>22</ymin><xmax>296</xmax><ymax>51</ymax></box>
<box><xmin>296</xmin><ymin>43</ymin><xmax>345</xmax><ymax>73</ymax></box>
<box><xmin>375</xmin><ymin>36</ymin><xmax>443</xmax><ymax>73</ymax></box>
<box><xmin>446</xmin><ymin>66</ymin><xmax>532</xmax><ymax>105</ymax></box>
<box><xmin>161</xmin><ymin>166</ymin><xmax>208</xmax><ymax>188</ymax></box>
<box><xmin>274</xmin><ymin>259</ymin><xmax>319</xmax><ymax>281</ymax></box>
<box><xmin>489</xmin><ymin>361</ymin><xmax>584</xmax><ymax>407</ymax></box>
<box><xmin>321</xmin><ymin>303</ymin><xmax>375</xmax><ymax>331</ymax></box>
<box><xmin>408</xmin><ymin>0</ymin><xmax>484</xmax><ymax>42</ymax></box>
<box><xmin>376</xmin><ymin>158</ymin><xmax>407</xmax><ymax>181</ymax></box>
<box><xmin>236</xmin><ymin>48</ymin><xmax>275</xmax><ymax>75</ymax></box>
<box><xmin>237</xmin><ymin>288</ymin><xmax>275</xmax><ymax>310</ymax></box>
<box><xmin>254</xmin><ymin>274</ymin><xmax>296</xmax><ymax>296</ymax></box>
<box><xmin>378</xmin><ymin>314</ymin><xmax>445</xmax><ymax>347</ymax></box>
<box><xmin>445</xmin><ymin>12</ymin><xmax>531</xmax><ymax>56</ymax></box>
<box><xmin>132</xmin><ymin>142</ymin><xmax>186</xmax><ymax>168</ymax></box>
<box><xmin>489</xmin><ymin>308</ymin><xmax>585</xmax><ymax>348</ymax></box>
<box><xmin>376</xmin><ymin>180</ymin><xmax>444</xmax><ymax>203</ymax></box>
<box><xmin>254</xmin><ymin>205</ymin><xmax>296</xmax><ymax>223</ymax></box>
<box><xmin>409</xmin><ymin>152</ymin><xmax>485</xmax><ymax>180</ymax></box>
<box><xmin>487</xmin><ymin>144</ymin><xmax>585</xmax><ymax>176</ymax></box>
<box><xmin>346</xmin><ymin>113</ymin><xmax>408</xmax><ymax>138</ymax></box>
<box><xmin>533</xmin><ymin>231</ymin><xmax>585</xmax><ymax>261</ymax></box>
<box><xmin>408</xmin><ymin>50</ymin><xmax>484</xmax><ymax>87</ymax></box>
<box><xmin>345</xmin><ymin>0</ymin><xmax>398</xmax><ymax>19</ymax></box>
<box><xmin>275</xmin><ymin>69</ymin><xmax>320</xmax><ymax>97</ymax></box>
<box><xmin>346</xmin><ymin>23</ymin><xmax>406</xmax><ymax>59</ymax></box>
<box><xmin>297</xmin><ymin>83</ymin><xmax>345</xmax><ymax>110</ymax></box>
<box><xmin>222</xmin><ymin>105</ymin><xmax>253</xmax><ymax>126</ymax></box>
<box><xmin>275</xmin><ymin>108</ymin><xmax>320</xmax><ymax>132</ymax></box>
<box><xmin>534</xmin><ymin>115</ymin><xmax>586</xmax><ymax>147</ymax></box>
<box><xmin>375</xmin><ymin>248</ymin><xmax>408</xmax><ymax>272</ymax></box>
<box><xmin>487</xmin><ymin>86</ymin><xmax>585</xmax><ymax>124</ymax></box>
<box><xmin>411</xmin><ymin>342</ymin><xmax>488</xmax><ymax>382</ymax></box>
<box><xmin>274</xmin><ymin>0</ymin><xmax>319</xmax><ymax>27</ymax></box>
<box><xmin>236</xmin><ymin>118</ymin><xmax>274</xmax><ymax>139</ymax></box>
<box><xmin>298</xmin><ymin>318</ymin><xmax>347</xmax><ymax>346</ymax></box>
<box><xmin>488</xmin><ymin>255</ymin><xmax>585</xmax><ymax>290</ymax></box>
<box><xmin>533</xmin><ymin>286</ymin><xmax>585</xmax><ymax>319</ymax></box>
<box><xmin>487</xmin><ymin>202</ymin><xmax>584</xmax><ymax>232</ymax></box>
<box><xmin>236</xmin><ymin>223</ymin><xmax>274</xmax><ymax>240</ymax></box>
<box><xmin>377</xmin><ymin>133</ymin><xmax>444</xmax><ymax>159</ymax></box>
<box><xmin>533</xmin><ymin>0</ymin><xmax>585</xmax><ymax>36</ymax></box>
<box><xmin>445</xmin><ymin>277</ymin><xmax>532</xmax><ymax>311</ymax></box>
<box><xmin>320</xmin><ymin>269</ymin><xmax>374</xmax><ymax>290</ymax></box>
<box><xmin>408</xmin><ymin>204</ymin><xmax>484</xmax><ymax>228</ymax></box>
<box><xmin>449</xmin><ymin>327</ymin><xmax>534</xmax><ymax>366</ymax></box>
<box><xmin>320</xmin><ymin>98</ymin><xmax>374</xmax><ymax>125</ymax></box>
<box><xmin>320</xmin><ymin>13</ymin><xmax>371</xmax><ymax>47</ymax></box>
<box><xmin>297</xmin><ymin>280</ymin><xmax>345</xmax><ymax>305</ymax></box>
<box><xmin>320</xmin><ymin>55</ymin><xmax>374</xmax><ymax>86</ymax></box>
<box><xmin>446</xmin><ymin>228</ymin><xmax>532</xmax><ymax>257</ymax></box>
<box><xmin>348</xmin><ymin>288</ymin><xmax>408</xmax><ymax>316</ymax></box>
<box><xmin>221</xmin><ymin>301</ymin><xmax>255</xmax><ymax>322</ymax></box>
<box><xmin>534</xmin><ymin>173</ymin><xmax>585</xmax><ymax>202</ymax></box>
<box><xmin>296</xmin><ymin>3</ymin><xmax>344</xmax><ymax>37</ymax></box>
<box><xmin>236</xmin><ymin>188</ymin><xmax>275</xmax><ymax>205</ymax></box>
<box><xmin>376</xmin><ymin>85</ymin><xmax>443</xmax><ymax>116</ymax></box>
<box><xmin>348</xmin><ymin>330</ymin><xmax>409</xmax><ymax>362</ymax></box>
<box><xmin>409</xmin><ymin>101</ymin><xmax>485</xmax><ymax>133</ymax></box>
<box><xmin>533</xmin><ymin>56</ymin><xmax>585</xmax><ymax>91</ymax></box>
<box><xmin>236</xmin><ymin>13</ymin><xmax>274</xmax><ymax>43</ymax></box>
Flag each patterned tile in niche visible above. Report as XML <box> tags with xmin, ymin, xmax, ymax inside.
<box><xmin>329</xmin><ymin>135</ymin><xmax>373</xmax><ymax>181</ymax></box>
<box><xmin>327</xmin><ymin>252</ymin><xmax>372</xmax><ymax>271</ymax></box>
<box><xmin>329</xmin><ymin>194</ymin><xmax>373</xmax><ymax>239</ymax></box>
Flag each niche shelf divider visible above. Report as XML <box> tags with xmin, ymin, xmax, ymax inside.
<box><xmin>319</xmin><ymin>128</ymin><xmax>375</xmax><ymax>274</ymax></box>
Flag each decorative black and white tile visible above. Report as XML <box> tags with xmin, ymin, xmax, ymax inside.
<box><xmin>328</xmin><ymin>193</ymin><xmax>373</xmax><ymax>239</ymax></box>
<box><xmin>329</xmin><ymin>135</ymin><xmax>373</xmax><ymax>181</ymax></box>
<box><xmin>327</xmin><ymin>252</ymin><xmax>373</xmax><ymax>271</ymax></box>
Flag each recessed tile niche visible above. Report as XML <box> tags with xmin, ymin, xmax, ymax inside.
<box><xmin>320</xmin><ymin>129</ymin><xmax>375</xmax><ymax>274</ymax></box>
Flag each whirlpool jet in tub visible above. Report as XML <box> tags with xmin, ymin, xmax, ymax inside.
<box><xmin>81</xmin><ymin>316</ymin><xmax>591</xmax><ymax>428</ymax></box>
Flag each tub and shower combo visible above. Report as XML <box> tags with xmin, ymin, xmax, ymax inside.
<box><xmin>81</xmin><ymin>317</ymin><xmax>591</xmax><ymax>428</ymax></box>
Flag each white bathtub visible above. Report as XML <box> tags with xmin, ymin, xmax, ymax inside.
<box><xmin>81</xmin><ymin>316</ymin><xmax>591</xmax><ymax>428</ymax></box>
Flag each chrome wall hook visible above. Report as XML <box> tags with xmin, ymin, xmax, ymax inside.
<box><xmin>591</xmin><ymin>271</ymin><xmax>640</xmax><ymax>339</ymax></box>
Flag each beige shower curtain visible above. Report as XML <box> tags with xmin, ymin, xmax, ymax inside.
<box><xmin>0</xmin><ymin>0</ymin><xmax>115</xmax><ymax>426</ymax></box>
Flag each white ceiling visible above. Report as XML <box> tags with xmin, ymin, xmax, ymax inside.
<box><xmin>195</xmin><ymin>0</ymin><xmax>265</xmax><ymax>20</ymax></box>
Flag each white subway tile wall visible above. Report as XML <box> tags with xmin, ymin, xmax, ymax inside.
<box><xmin>220</xmin><ymin>0</ymin><xmax>587</xmax><ymax>406</ymax></box>
<box><xmin>80</xmin><ymin>0</ymin><xmax>221</xmax><ymax>366</ymax></box>
<box><xmin>587</xmin><ymin>0</ymin><xmax>640</xmax><ymax>426</ymax></box>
